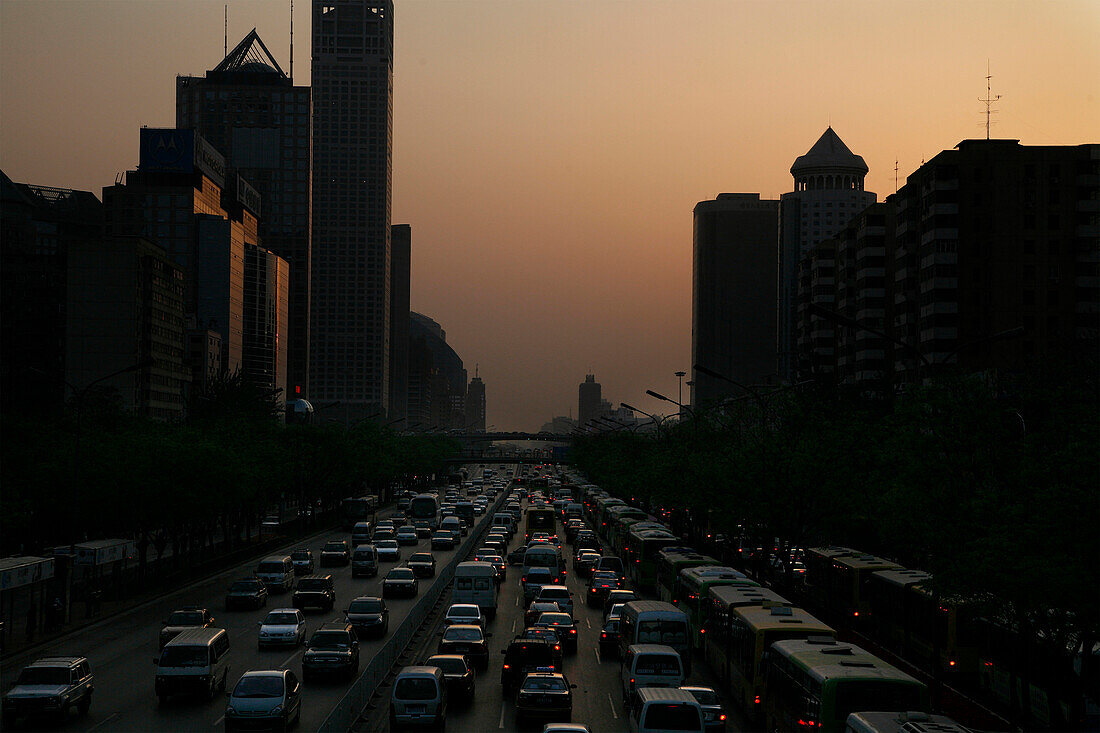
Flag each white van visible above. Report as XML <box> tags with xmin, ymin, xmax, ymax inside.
<box><xmin>440</xmin><ymin>515</ymin><xmax>466</xmax><ymax>538</ymax></box>
<box><xmin>493</xmin><ymin>513</ymin><xmax>515</xmax><ymax>537</ymax></box>
<box><xmin>390</xmin><ymin>666</ymin><xmax>447</xmax><ymax>730</ymax></box>
<box><xmin>629</xmin><ymin>687</ymin><xmax>704</xmax><ymax>733</ymax></box>
<box><xmin>619</xmin><ymin>601</ymin><xmax>692</xmax><ymax>673</ymax></box>
<box><xmin>351</xmin><ymin>544</ymin><xmax>379</xmax><ymax>578</ymax></box>
<box><xmin>255</xmin><ymin>555</ymin><xmax>295</xmax><ymax>593</ymax></box>
<box><xmin>351</xmin><ymin>522</ymin><xmax>372</xmax><ymax>546</ymax></box>
<box><xmin>620</xmin><ymin>644</ymin><xmax>685</xmax><ymax>706</ymax></box>
<box><xmin>522</xmin><ymin>546</ymin><xmax>563</xmax><ymax>584</ymax></box>
<box><xmin>453</xmin><ymin>562</ymin><xmax>497</xmax><ymax>620</ymax></box>
<box><xmin>153</xmin><ymin>627</ymin><xmax>231</xmax><ymax>701</ymax></box>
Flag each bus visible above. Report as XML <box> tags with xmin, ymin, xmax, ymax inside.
<box><xmin>595</xmin><ymin>497</ymin><xmax>627</xmax><ymax>535</ymax></box>
<box><xmin>524</xmin><ymin>507</ymin><xmax>557</xmax><ymax>542</ymax></box>
<box><xmin>654</xmin><ymin>550</ymin><xmax>714</xmax><ymax>604</ymax></box>
<box><xmin>625</xmin><ymin>528</ymin><xmax>681</xmax><ymax>592</ymax></box>
<box><xmin>673</xmin><ymin>566</ymin><xmax>759</xmax><ymax>648</ymax></box>
<box><xmin>341</xmin><ymin>496</ymin><xmax>377</xmax><ymax>530</ymax></box>
<box><xmin>807</xmin><ymin>549</ymin><xmax>900</xmax><ymax>626</ymax></box>
<box><xmin>620</xmin><ymin>522</ymin><xmax>668</xmax><ymax>566</ymax></box>
<box><xmin>408</xmin><ymin>493</ymin><xmax>442</xmax><ymax>531</ymax></box>
<box><xmin>610</xmin><ymin>515</ymin><xmax>660</xmax><ymax>556</ymax></box>
<box><xmin>717</xmin><ymin>603</ymin><xmax>834</xmax><ymax>723</ymax></box>
<box><xmin>618</xmin><ymin>601</ymin><xmax>693</xmax><ymax>673</ymax></box>
<box><xmin>703</xmin><ymin>585</ymin><xmax>790</xmax><ymax>683</ymax></box>
<box><xmin>603</xmin><ymin>505</ymin><xmax>648</xmax><ymax>540</ymax></box>
<box><xmin>763</xmin><ymin>638</ymin><xmax>929</xmax><ymax>733</ymax></box>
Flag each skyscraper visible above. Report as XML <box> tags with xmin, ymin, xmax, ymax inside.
<box><xmin>311</xmin><ymin>1</ymin><xmax>394</xmax><ymax>420</ymax></box>
<box><xmin>177</xmin><ymin>30</ymin><xmax>312</xmax><ymax>399</ymax></box>
<box><xmin>778</xmin><ymin>128</ymin><xmax>876</xmax><ymax>381</ymax></box>
<box><xmin>691</xmin><ymin>193</ymin><xmax>779</xmax><ymax>408</ymax></box>
<box><xmin>465</xmin><ymin>369</ymin><xmax>486</xmax><ymax>432</ymax></box>
<box><xmin>578</xmin><ymin>374</ymin><xmax>601</xmax><ymax>427</ymax></box>
<box><xmin>389</xmin><ymin>224</ymin><xmax>411</xmax><ymax>426</ymax></box>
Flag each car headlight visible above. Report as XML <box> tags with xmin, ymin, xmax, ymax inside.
<box><xmin>226</xmin><ymin>706</ymin><xmax>237</xmax><ymax>715</ymax></box>
<box><xmin>271</xmin><ymin>705</ymin><xmax>283</xmax><ymax>715</ymax></box>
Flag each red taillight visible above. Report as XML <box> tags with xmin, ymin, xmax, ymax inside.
<box><xmin>601</xmin><ymin>633</ymin><xmax>606</xmax><ymax>639</ymax></box>
<box><xmin>798</xmin><ymin>719</ymin><xmax>817</xmax><ymax>728</ymax></box>
<box><xmin>853</xmin><ymin>611</ymin><xmax>860</xmax><ymax>617</ymax></box>
<box><xmin>700</xmin><ymin>628</ymin><xmax>706</xmax><ymax>634</ymax></box>
<box><xmin>948</xmin><ymin>659</ymin><xmax>957</xmax><ymax>667</ymax></box>
<box><xmin>754</xmin><ymin>695</ymin><xmax>761</xmax><ymax>704</ymax></box>
<box><xmin>719</xmin><ymin>714</ymin><xmax>726</xmax><ymax>722</ymax></box>
<box><xmin>503</xmin><ymin>664</ymin><xmax>510</xmax><ymax>669</ymax></box>
<box><xmin>554</xmin><ymin>644</ymin><xmax>560</xmax><ymax>651</ymax></box>
<box><xmin>570</xmin><ymin>629</ymin><xmax>576</xmax><ymax>634</ymax></box>
<box><xmin>629</xmin><ymin>678</ymin><xmax>634</xmax><ymax>684</ymax></box>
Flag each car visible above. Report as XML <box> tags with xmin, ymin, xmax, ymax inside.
<box><xmin>302</xmin><ymin>622</ymin><xmax>360</xmax><ymax>681</ymax></box>
<box><xmin>408</xmin><ymin>552</ymin><xmax>436</xmax><ymax>578</ymax></box>
<box><xmin>2</xmin><ymin>656</ymin><xmax>94</xmax><ymax>726</ymax></box>
<box><xmin>382</xmin><ymin>567</ymin><xmax>419</xmax><ymax>598</ymax></box>
<box><xmin>290</xmin><ymin>548</ymin><xmax>315</xmax><ymax>575</ymax></box>
<box><xmin>424</xmin><ymin>654</ymin><xmax>476</xmax><ymax>699</ymax></box>
<box><xmin>586</xmin><ymin>571</ymin><xmax>620</xmax><ymax>608</ymax></box>
<box><xmin>225</xmin><ymin>577</ymin><xmax>268</xmax><ymax>610</ymax></box>
<box><xmin>604</xmin><ymin>602</ymin><xmax>627</xmax><ymax>622</ymax></box>
<box><xmin>376</xmin><ymin>539</ymin><xmax>401</xmax><ymax>562</ymax></box>
<box><xmin>535</xmin><ymin>612</ymin><xmax>578</xmax><ymax>653</ymax></box>
<box><xmin>525</xmin><ymin>601</ymin><xmax>561</xmax><ymax>627</ymax></box>
<box><xmin>437</xmin><ymin>624</ymin><xmax>492</xmax><ymax>670</ymax></box>
<box><xmin>483</xmin><ymin>554</ymin><xmax>507</xmax><ymax>582</ymax></box>
<box><xmin>573</xmin><ymin>551</ymin><xmax>601</xmax><ymax>578</ymax></box>
<box><xmin>517</xmin><ymin>627</ymin><xmax>563</xmax><ymax>670</ymax></box>
<box><xmin>522</xmin><ymin>567</ymin><xmax>556</xmax><ymax>603</ymax></box>
<box><xmin>345</xmin><ymin>596</ymin><xmax>389</xmax><ymax>638</ymax></box>
<box><xmin>514</xmin><ymin>672</ymin><xmax>576</xmax><ymax>726</ymax></box>
<box><xmin>500</xmin><ymin>638</ymin><xmax>557</xmax><ymax>694</ymax></box>
<box><xmin>293</xmin><ymin>574</ymin><xmax>336</xmax><ymax>612</ymax></box>
<box><xmin>257</xmin><ymin>608</ymin><xmax>306</xmax><ymax>648</ymax></box>
<box><xmin>159</xmin><ymin>607</ymin><xmax>216</xmax><ymax>648</ymax></box>
<box><xmin>508</xmin><ymin>546</ymin><xmax>527</xmax><ymax>565</ymax></box>
<box><xmin>431</xmin><ymin>530</ymin><xmax>457</xmax><ymax>550</ymax></box>
<box><xmin>319</xmin><ymin>540</ymin><xmax>351</xmax><ymax>567</ymax></box>
<box><xmin>599</xmin><ymin>618</ymin><xmax>621</xmax><ymax>658</ymax></box>
<box><xmin>444</xmin><ymin>603</ymin><xmax>484</xmax><ymax>629</ymax></box>
<box><xmin>396</xmin><ymin>526</ymin><xmax>419</xmax><ymax>546</ymax></box>
<box><xmin>224</xmin><ymin>669</ymin><xmax>301</xmax><ymax>732</ymax></box>
<box><xmin>413</xmin><ymin>519</ymin><xmax>432</xmax><ymax>538</ymax></box>
<box><xmin>373</xmin><ymin>528</ymin><xmax>397</xmax><ymax>543</ymax></box>
<box><xmin>604</xmin><ymin>589</ymin><xmax>637</xmax><ymax>615</ymax></box>
<box><xmin>681</xmin><ymin>685</ymin><xmax>728</xmax><ymax>730</ymax></box>
<box><xmin>534</xmin><ymin>585</ymin><xmax>574</xmax><ymax>617</ymax></box>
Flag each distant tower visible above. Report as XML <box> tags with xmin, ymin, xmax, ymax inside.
<box><xmin>465</xmin><ymin>366</ymin><xmax>486</xmax><ymax>432</ymax></box>
<box><xmin>578</xmin><ymin>374</ymin><xmax>602</xmax><ymax>428</ymax></box>
<box><xmin>778</xmin><ymin>128</ymin><xmax>876</xmax><ymax>381</ymax></box>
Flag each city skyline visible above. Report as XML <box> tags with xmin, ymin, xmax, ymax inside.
<box><xmin>2</xmin><ymin>0</ymin><xmax>1097</xmax><ymax>430</ymax></box>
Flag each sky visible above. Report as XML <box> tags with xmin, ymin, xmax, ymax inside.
<box><xmin>2</xmin><ymin>0</ymin><xmax>1097</xmax><ymax>431</ymax></box>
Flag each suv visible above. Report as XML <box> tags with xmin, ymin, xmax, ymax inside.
<box><xmin>499</xmin><ymin>638</ymin><xmax>556</xmax><ymax>694</ymax></box>
<box><xmin>319</xmin><ymin>540</ymin><xmax>351</xmax><ymax>567</ymax></box>
<box><xmin>159</xmin><ymin>607</ymin><xmax>216</xmax><ymax>648</ymax></box>
<box><xmin>293</xmin><ymin>574</ymin><xmax>336</xmax><ymax>612</ymax></box>
<box><xmin>3</xmin><ymin>657</ymin><xmax>94</xmax><ymax>725</ymax></box>
<box><xmin>302</xmin><ymin>622</ymin><xmax>360</xmax><ymax>681</ymax></box>
<box><xmin>290</xmin><ymin>548</ymin><xmax>314</xmax><ymax>575</ymax></box>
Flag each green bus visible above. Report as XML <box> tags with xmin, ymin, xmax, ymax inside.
<box><xmin>763</xmin><ymin>638</ymin><xmax>929</xmax><ymax>733</ymax></box>
<box><xmin>655</xmin><ymin>550</ymin><xmax>716</xmax><ymax>604</ymax></box>
<box><xmin>624</xmin><ymin>527</ymin><xmax>681</xmax><ymax>592</ymax></box>
<box><xmin>604</xmin><ymin>505</ymin><xmax>648</xmax><ymax>542</ymax></box>
<box><xmin>672</xmin><ymin>566</ymin><xmax>759</xmax><ymax>649</ymax></box>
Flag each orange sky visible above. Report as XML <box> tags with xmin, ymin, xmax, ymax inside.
<box><xmin>2</xmin><ymin>0</ymin><xmax>1097</xmax><ymax>430</ymax></box>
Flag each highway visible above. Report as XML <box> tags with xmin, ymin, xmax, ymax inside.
<box><xmin>0</xmin><ymin>466</ymin><xmax>502</xmax><ymax>732</ymax></box>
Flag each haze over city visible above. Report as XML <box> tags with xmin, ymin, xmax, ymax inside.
<box><xmin>2</xmin><ymin>0</ymin><xmax>1097</xmax><ymax>430</ymax></box>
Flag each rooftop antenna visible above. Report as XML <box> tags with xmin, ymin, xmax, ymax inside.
<box><xmin>894</xmin><ymin>157</ymin><xmax>899</xmax><ymax>194</ymax></box>
<box><xmin>289</xmin><ymin>0</ymin><xmax>294</xmax><ymax>82</ymax></box>
<box><xmin>224</xmin><ymin>5</ymin><xmax>228</xmax><ymax>58</ymax></box>
<box><xmin>980</xmin><ymin>59</ymin><xmax>1002</xmax><ymax>139</ymax></box>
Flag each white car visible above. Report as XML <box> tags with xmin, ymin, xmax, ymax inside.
<box><xmin>444</xmin><ymin>603</ymin><xmax>484</xmax><ymax>629</ymax></box>
<box><xmin>376</xmin><ymin>539</ymin><xmax>401</xmax><ymax>562</ymax></box>
<box><xmin>258</xmin><ymin>608</ymin><xmax>306</xmax><ymax>648</ymax></box>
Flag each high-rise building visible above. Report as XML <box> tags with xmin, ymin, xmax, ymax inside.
<box><xmin>389</xmin><ymin>224</ymin><xmax>411</xmax><ymax>425</ymax></box>
<box><xmin>243</xmin><ymin>242</ymin><xmax>290</xmax><ymax>400</ymax></box>
<box><xmin>408</xmin><ymin>312</ymin><xmax>467</xmax><ymax>431</ymax></box>
<box><xmin>465</xmin><ymin>369</ymin><xmax>486</xmax><ymax>432</ymax></box>
<box><xmin>176</xmin><ymin>30</ymin><xmax>312</xmax><ymax>399</ymax></box>
<box><xmin>578</xmin><ymin>374</ymin><xmax>602</xmax><ymax>427</ymax></box>
<box><xmin>691</xmin><ymin>193</ymin><xmax>780</xmax><ymax>408</ymax></box>
<box><xmin>779</xmin><ymin>128</ymin><xmax>876</xmax><ymax>381</ymax></box>
<box><xmin>311</xmin><ymin>1</ymin><xmax>395</xmax><ymax>420</ymax></box>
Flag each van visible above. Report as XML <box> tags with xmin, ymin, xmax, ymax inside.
<box><xmin>352</xmin><ymin>545</ymin><xmax>379</xmax><ymax>578</ymax></box>
<box><xmin>390</xmin><ymin>666</ymin><xmax>447</xmax><ymax>730</ymax></box>
<box><xmin>595</xmin><ymin>555</ymin><xmax>626</xmax><ymax>581</ymax></box>
<box><xmin>153</xmin><ymin>627</ymin><xmax>231</xmax><ymax>701</ymax></box>
<box><xmin>620</xmin><ymin>644</ymin><xmax>685</xmax><ymax>706</ymax></box>
<box><xmin>619</xmin><ymin>601</ymin><xmax>692</xmax><ymax>673</ymax></box>
<box><xmin>522</xmin><ymin>546</ymin><xmax>563</xmax><ymax>584</ymax></box>
<box><xmin>629</xmin><ymin>687</ymin><xmax>704</xmax><ymax>733</ymax></box>
<box><xmin>493</xmin><ymin>513</ymin><xmax>515</xmax><ymax>537</ymax></box>
<box><xmin>255</xmin><ymin>555</ymin><xmax>295</xmax><ymax>593</ymax></box>
<box><xmin>440</xmin><ymin>516</ymin><xmax>465</xmax><ymax>538</ymax></box>
<box><xmin>351</xmin><ymin>522</ymin><xmax>372</xmax><ymax>546</ymax></box>
<box><xmin>453</xmin><ymin>562</ymin><xmax>497</xmax><ymax>620</ymax></box>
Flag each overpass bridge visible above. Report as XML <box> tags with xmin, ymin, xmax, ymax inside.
<box><xmin>441</xmin><ymin>433</ymin><xmax>572</xmax><ymax>464</ymax></box>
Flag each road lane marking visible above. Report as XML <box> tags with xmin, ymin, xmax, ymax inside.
<box><xmin>511</xmin><ymin>619</ymin><xmax>516</xmax><ymax>633</ymax></box>
<box><xmin>498</xmin><ymin>702</ymin><xmax>506</xmax><ymax>728</ymax></box>
<box><xmin>515</xmin><ymin>595</ymin><xmax>519</xmax><ymax>607</ymax></box>
<box><xmin>214</xmin><ymin>714</ymin><xmax>225</xmax><ymax>726</ymax></box>
<box><xmin>586</xmin><ymin>618</ymin><xmax>591</xmax><ymax>629</ymax></box>
<box><xmin>279</xmin><ymin>648</ymin><xmax>303</xmax><ymax>669</ymax></box>
<box><xmin>594</xmin><ymin>647</ymin><xmax>601</xmax><ymax>663</ymax></box>
<box><xmin>86</xmin><ymin>712</ymin><xmax>120</xmax><ymax>732</ymax></box>
<box><xmin>607</xmin><ymin>692</ymin><xmax>619</xmax><ymax>718</ymax></box>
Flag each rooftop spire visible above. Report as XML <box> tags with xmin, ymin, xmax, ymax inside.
<box><xmin>212</xmin><ymin>29</ymin><xmax>287</xmax><ymax>78</ymax></box>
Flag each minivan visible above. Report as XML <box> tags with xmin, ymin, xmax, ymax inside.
<box><xmin>390</xmin><ymin>666</ymin><xmax>447</xmax><ymax>730</ymax></box>
<box><xmin>153</xmin><ymin>627</ymin><xmax>231</xmax><ymax>701</ymax></box>
<box><xmin>621</xmin><ymin>644</ymin><xmax>685</xmax><ymax>706</ymax></box>
<box><xmin>351</xmin><ymin>522</ymin><xmax>372</xmax><ymax>546</ymax></box>
<box><xmin>351</xmin><ymin>545</ymin><xmax>379</xmax><ymax>578</ymax></box>
<box><xmin>255</xmin><ymin>555</ymin><xmax>295</xmax><ymax>593</ymax></box>
<box><xmin>629</xmin><ymin>687</ymin><xmax>704</xmax><ymax>733</ymax></box>
<box><xmin>440</xmin><ymin>516</ymin><xmax>465</xmax><ymax>538</ymax></box>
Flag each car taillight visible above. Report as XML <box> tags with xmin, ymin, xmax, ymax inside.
<box><xmin>719</xmin><ymin>714</ymin><xmax>727</xmax><ymax>721</ymax></box>
<box><xmin>503</xmin><ymin>664</ymin><xmax>510</xmax><ymax>669</ymax></box>
<box><xmin>569</xmin><ymin>629</ymin><xmax>576</xmax><ymax>634</ymax></box>
<box><xmin>601</xmin><ymin>632</ymin><xmax>606</xmax><ymax>639</ymax></box>
<box><xmin>554</xmin><ymin>644</ymin><xmax>560</xmax><ymax>651</ymax></box>
<box><xmin>629</xmin><ymin>678</ymin><xmax>634</xmax><ymax>684</ymax></box>
<box><xmin>754</xmin><ymin>695</ymin><xmax>761</xmax><ymax>704</ymax></box>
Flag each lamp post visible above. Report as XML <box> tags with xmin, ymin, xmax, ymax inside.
<box><xmin>675</xmin><ymin>371</ymin><xmax>686</xmax><ymax>408</ymax></box>
<box><xmin>620</xmin><ymin>402</ymin><xmax>669</xmax><ymax>438</ymax></box>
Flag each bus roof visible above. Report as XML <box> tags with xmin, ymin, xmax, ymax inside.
<box><xmin>806</xmin><ymin>545</ymin><xmax>860</xmax><ymax>560</ymax></box>
<box><xmin>709</xmin><ymin>584</ymin><xmax>787</xmax><ymax>607</ymax></box>
<box><xmin>622</xmin><ymin>600</ymin><xmax>686</xmax><ymax>616</ymax></box>
<box><xmin>769</xmin><ymin>638</ymin><xmax>924</xmax><ymax>687</ymax></box>
<box><xmin>833</xmin><ymin>553</ymin><xmax>902</xmax><ymax>573</ymax></box>
<box><xmin>629</xmin><ymin>527</ymin><xmax>677</xmax><ymax>540</ymax></box>
<box><xmin>871</xmin><ymin>568</ymin><xmax>932</xmax><ymax>589</ymax></box>
<box><xmin>845</xmin><ymin>710</ymin><xmax>972</xmax><ymax>733</ymax></box>
<box><xmin>679</xmin><ymin>565</ymin><xmax>747</xmax><ymax>583</ymax></box>
<box><xmin>733</xmin><ymin>604</ymin><xmax>834</xmax><ymax>634</ymax></box>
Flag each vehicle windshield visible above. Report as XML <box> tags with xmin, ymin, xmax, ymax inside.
<box><xmin>539</xmin><ymin>613</ymin><xmax>572</xmax><ymax>626</ymax></box>
<box><xmin>258</xmin><ymin>561</ymin><xmax>287</xmax><ymax>574</ymax></box>
<box><xmin>166</xmin><ymin>611</ymin><xmax>204</xmax><ymax>626</ymax></box>
<box><xmin>395</xmin><ymin>677</ymin><xmax>438</xmax><ymax>700</ymax></box>
<box><xmin>687</xmin><ymin>688</ymin><xmax>719</xmax><ymax>705</ymax></box>
<box><xmin>377</xmin><ymin>540</ymin><xmax>398</xmax><ymax>549</ymax></box>
<box><xmin>449</xmin><ymin>605</ymin><xmax>479</xmax><ymax>618</ymax></box>
<box><xmin>233</xmin><ymin>675</ymin><xmax>284</xmax><ymax>698</ymax></box>
<box><xmin>309</xmin><ymin>631</ymin><xmax>350</xmax><ymax>649</ymax></box>
<box><xmin>428</xmin><ymin>657</ymin><xmax>468</xmax><ymax>675</ymax></box>
<box><xmin>524</xmin><ymin>552</ymin><xmax>558</xmax><ymax>568</ymax></box>
<box><xmin>323</xmin><ymin>542</ymin><xmax>345</xmax><ymax>552</ymax></box>
<box><xmin>354</xmin><ymin>550</ymin><xmax>375</xmax><ymax>560</ymax></box>
<box><xmin>388</xmin><ymin>569</ymin><xmax>414</xmax><ymax>579</ymax></box>
<box><xmin>159</xmin><ymin>647</ymin><xmax>209</xmax><ymax>667</ymax></box>
<box><xmin>522</xmin><ymin>677</ymin><xmax>567</xmax><ymax>691</ymax></box>
<box><xmin>410</xmin><ymin>554</ymin><xmax>433</xmax><ymax>563</ymax></box>
<box><xmin>230</xmin><ymin>581</ymin><xmax>260</xmax><ymax>592</ymax></box>
<box><xmin>636</xmin><ymin>654</ymin><xmax>681</xmax><ymax>675</ymax></box>
<box><xmin>16</xmin><ymin>667</ymin><xmax>70</xmax><ymax>685</ymax></box>
<box><xmin>264</xmin><ymin>612</ymin><xmax>299</xmax><ymax>625</ymax></box>
<box><xmin>348</xmin><ymin>599</ymin><xmax>383</xmax><ymax>613</ymax></box>
<box><xmin>291</xmin><ymin>551</ymin><xmax>311</xmax><ymax>561</ymax></box>
<box><xmin>639</xmin><ymin>619</ymin><xmax>688</xmax><ymax>645</ymax></box>
<box><xmin>599</xmin><ymin>557</ymin><xmax>624</xmax><ymax>571</ymax></box>
<box><xmin>643</xmin><ymin>703</ymin><xmax>701</xmax><ymax>731</ymax></box>
<box><xmin>298</xmin><ymin>578</ymin><xmax>328</xmax><ymax>590</ymax></box>
<box><xmin>540</xmin><ymin>589</ymin><xmax>569</xmax><ymax>601</ymax></box>
<box><xmin>603</xmin><ymin>620</ymin><xmax>620</xmax><ymax>632</ymax></box>
<box><xmin>443</xmin><ymin>627</ymin><xmax>483</xmax><ymax>641</ymax></box>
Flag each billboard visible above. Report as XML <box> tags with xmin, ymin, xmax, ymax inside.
<box><xmin>236</xmin><ymin>174</ymin><xmax>262</xmax><ymax>217</ymax></box>
<box><xmin>74</xmin><ymin>539</ymin><xmax>136</xmax><ymax>566</ymax></box>
<box><xmin>0</xmin><ymin>557</ymin><xmax>55</xmax><ymax>590</ymax></box>
<box><xmin>139</xmin><ymin>128</ymin><xmax>226</xmax><ymax>188</ymax></box>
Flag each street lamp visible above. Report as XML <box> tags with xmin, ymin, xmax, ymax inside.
<box><xmin>674</xmin><ymin>371</ymin><xmax>686</xmax><ymax>407</ymax></box>
<box><xmin>646</xmin><ymin>389</ymin><xmax>696</xmax><ymax>420</ymax></box>
<box><xmin>620</xmin><ymin>402</ymin><xmax>669</xmax><ymax>437</ymax></box>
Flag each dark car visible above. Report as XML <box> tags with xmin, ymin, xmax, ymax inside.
<box><xmin>159</xmin><ymin>607</ymin><xmax>216</xmax><ymax>648</ymax></box>
<box><xmin>586</xmin><ymin>571</ymin><xmax>620</xmax><ymax>608</ymax></box>
<box><xmin>682</xmin><ymin>686</ymin><xmax>728</xmax><ymax>730</ymax></box>
<box><xmin>319</xmin><ymin>540</ymin><xmax>351</xmax><ymax>567</ymax></box>
<box><xmin>290</xmin><ymin>548</ymin><xmax>314</xmax><ymax>575</ymax></box>
<box><xmin>535</xmin><ymin>612</ymin><xmax>578</xmax><ymax>653</ymax></box>
<box><xmin>599</xmin><ymin>618</ymin><xmax>621</xmax><ymax>658</ymax></box>
<box><xmin>514</xmin><ymin>672</ymin><xmax>575</xmax><ymax>726</ymax></box>
<box><xmin>293</xmin><ymin>574</ymin><xmax>336</xmax><ymax>612</ymax></box>
<box><xmin>604</xmin><ymin>589</ymin><xmax>637</xmax><ymax>615</ymax></box>
<box><xmin>573</xmin><ymin>551</ymin><xmax>602</xmax><ymax>578</ymax></box>
<box><xmin>2</xmin><ymin>656</ymin><xmax>94</xmax><ymax>726</ymax></box>
<box><xmin>431</xmin><ymin>530</ymin><xmax>457</xmax><ymax>550</ymax></box>
<box><xmin>302</xmin><ymin>622</ymin><xmax>360</xmax><ymax>681</ymax></box>
<box><xmin>437</xmin><ymin>624</ymin><xmax>491</xmax><ymax>670</ymax></box>
<box><xmin>413</xmin><ymin>519</ymin><xmax>432</xmax><ymax>538</ymax></box>
<box><xmin>345</xmin><ymin>596</ymin><xmax>388</xmax><ymax>638</ymax></box>
<box><xmin>516</xmin><ymin>627</ymin><xmax>563</xmax><ymax>670</ymax></box>
<box><xmin>525</xmin><ymin>601</ymin><xmax>560</xmax><ymax>627</ymax></box>
<box><xmin>522</xmin><ymin>567</ymin><xmax>555</xmax><ymax>603</ymax></box>
<box><xmin>508</xmin><ymin>546</ymin><xmax>527</xmax><ymax>566</ymax></box>
<box><xmin>382</xmin><ymin>567</ymin><xmax>419</xmax><ymax>598</ymax></box>
<box><xmin>500</xmin><ymin>638</ymin><xmax>556</xmax><ymax>694</ymax></box>
<box><xmin>225</xmin><ymin>577</ymin><xmax>268</xmax><ymax>610</ymax></box>
<box><xmin>424</xmin><ymin>654</ymin><xmax>475</xmax><ymax>699</ymax></box>
<box><xmin>407</xmin><ymin>552</ymin><xmax>436</xmax><ymax>578</ymax></box>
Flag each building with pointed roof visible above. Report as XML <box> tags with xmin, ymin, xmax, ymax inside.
<box><xmin>778</xmin><ymin>128</ymin><xmax>876</xmax><ymax>381</ymax></box>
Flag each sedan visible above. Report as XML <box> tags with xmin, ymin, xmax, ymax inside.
<box><xmin>345</xmin><ymin>596</ymin><xmax>388</xmax><ymax>638</ymax></box>
<box><xmin>382</xmin><ymin>568</ymin><xmax>419</xmax><ymax>598</ymax></box>
<box><xmin>514</xmin><ymin>672</ymin><xmax>575</xmax><ymax>726</ymax></box>
<box><xmin>290</xmin><ymin>548</ymin><xmax>314</xmax><ymax>575</ymax></box>
<box><xmin>396</xmin><ymin>527</ymin><xmax>419</xmax><ymax>546</ymax></box>
<box><xmin>376</xmin><ymin>539</ymin><xmax>401</xmax><ymax>562</ymax></box>
<box><xmin>437</xmin><ymin>624</ymin><xmax>492</xmax><ymax>670</ymax></box>
<box><xmin>413</xmin><ymin>520</ymin><xmax>432</xmax><ymax>539</ymax></box>
<box><xmin>431</xmin><ymin>530</ymin><xmax>457</xmax><ymax>550</ymax></box>
<box><xmin>302</xmin><ymin>623</ymin><xmax>360</xmax><ymax>682</ymax></box>
<box><xmin>225</xmin><ymin>578</ymin><xmax>268</xmax><ymax>611</ymax></box>
<box><xmin>517</xmin><ymin>626</ymin><xmax>563</xmax><ymax>670</ymax></box>
<box><xmin>586</xmin><ymin>571</ymin><xmax>620</xmax><ymax>608</ymax></box>
<box><xmin>444</xmin><ymin>603</ymin><xmax>484</xmax><ymax>629</ymax></box>
<box><xmin>407</xmin><ymin>552</ymin><xmax>436</xmax><ymax>578</ymax></box>
<box><xmin>224</xmin><ymin>669</ymin><xmax>301</xmax><ymax>732</ymax></box>
<box><xmin>319</xmin><ymin>540</ymin><xmax>351</xmax><ymax>567</ymax></box>
<box><xmin>525</xmin><ymin>601</ymin><xmax>560</xmax><ymax>628</ymax></box>
<box><xmin>424</xmin><ymin>654</ymin><xmax>475</xmax><ymax>699</ymax></box>
<box><xmin>604</xmin><ymin>589</ymin><xmax>637</xmax><ymax>615</ymax></box>
<box><xmin>573</xmin><ymin>551</ymin><xmax>601</xmax><ymax>578</ymax></box>
<box><xmin>535</xmin><ymin>612</ymin><xmax>578</xmax><ymax>653</ymax></box>
<box><xmin>599</xmin><ymin>617</ymin><xmax>621</xmax><ymax>658</ymax></box>
<box><xmin>257</xmin><ymin>608</ymin><xmax>306</xmax><ymax>649</ymax></box>
<box><xmin>682</xmin><ymin>685</ymin><xmax>728</xmax><ymax>730</ymax></box>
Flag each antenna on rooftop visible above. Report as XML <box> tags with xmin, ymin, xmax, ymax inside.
<box><xmin>224</xmin><ymin>5</ymin><xmax>228</xmax><ymax>58</ymax></box>
<box><xmin>290</xmin><ymin>0</ymin><xmax>294</xmax><ymax>82</ymax></box>
<box><xmin>980</xmin><ymin>59</ymin><xmax>1002</xmax><ymax>139</ymax></box>
<box><xmin>894</xmin><ymin>158</ymin><xmax>899</xmax><ymax>194</ymax></box>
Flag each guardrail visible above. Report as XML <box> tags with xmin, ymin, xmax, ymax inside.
<box><xmin>318</xmin><ymin>491</ymin><xmax>508</xmax><ymax>732</ymax></box>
